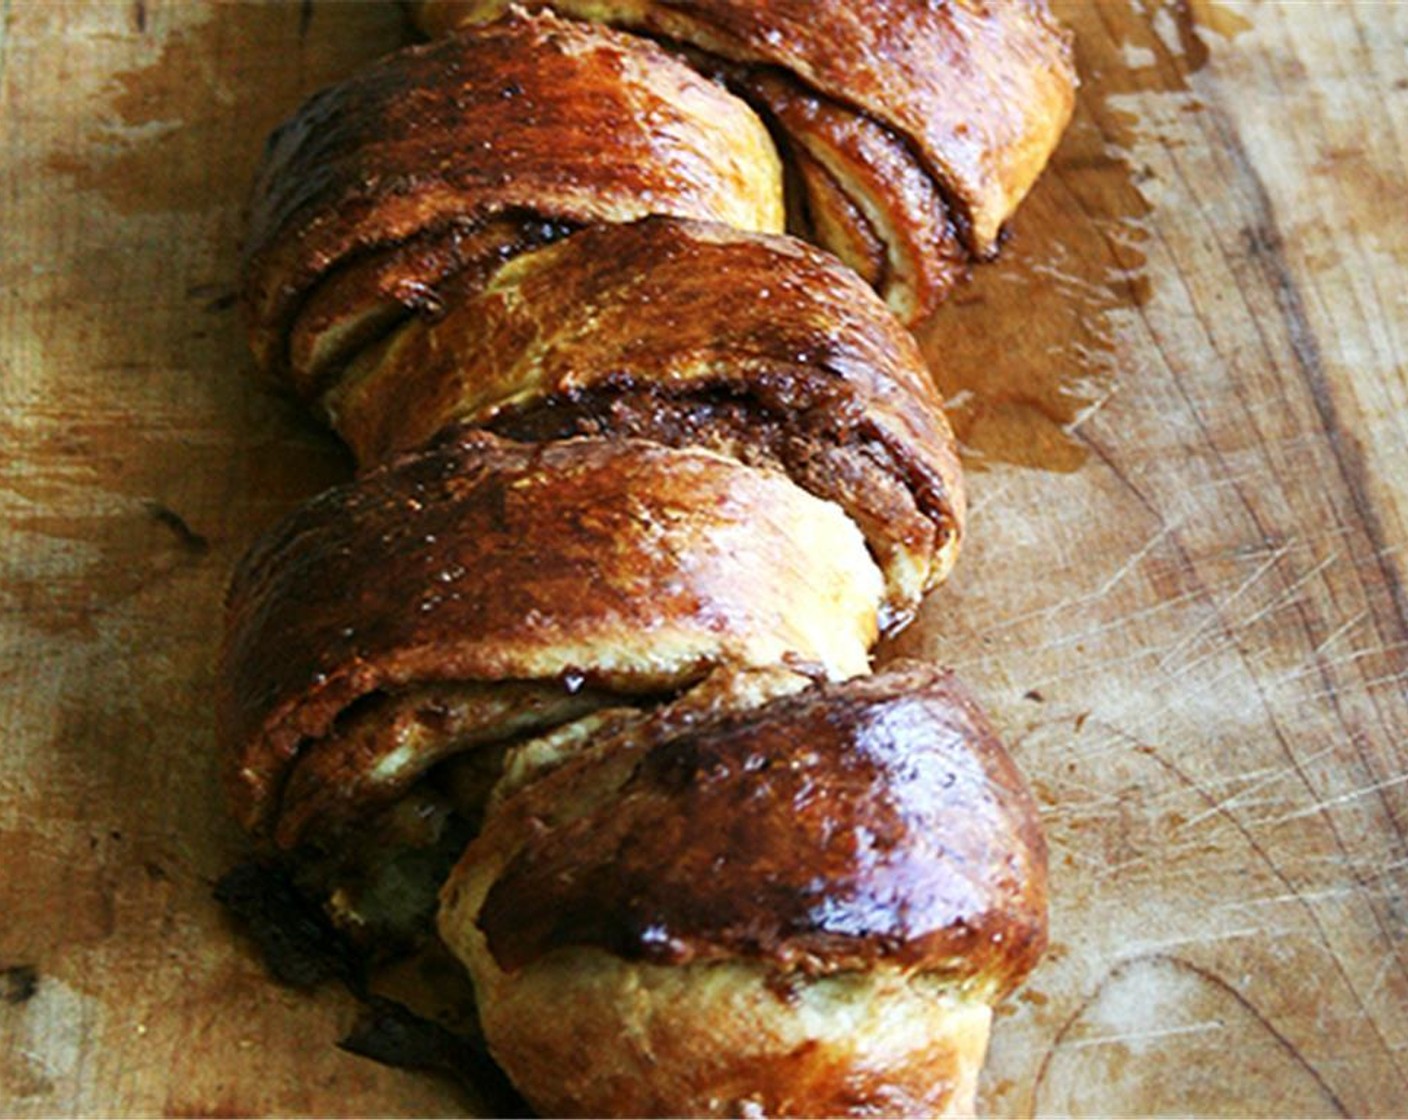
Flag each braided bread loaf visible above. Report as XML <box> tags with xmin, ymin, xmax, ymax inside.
<box><xmin>221</xmin><ymin>5</ymin><xmax>1072</xmax><ymax>1115</ymax></box>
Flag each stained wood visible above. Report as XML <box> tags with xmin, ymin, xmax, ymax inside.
<box><xmin>1</xmin><ymin>1</ymin><xmax>1405</xmax><ymax>1115</ymax></box>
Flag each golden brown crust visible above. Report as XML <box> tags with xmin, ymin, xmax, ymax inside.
<box><xmin>242</xmin><ymin>10</ymin><xmax>783</xmax><ymax>385</ymax></box>
<box><xmin>437</xmin><ymin>661</ymin><xmax>1047</xmax><ymax>1117</ymax></box>
<box><xmin>787</xmin><ymin>144</ymin><xmax>886</xmax><ymax>288</ymax></box>
<box><xmin>327</xmin><ymin>216</ymin><xmax>965</xmax><ymax>628</ymax></box>
<box><xmin>416</xmin><ymin>0</ymin><xmax>1076</xmax><ymax>319</ymax></box>
<box><xmin>284</xmin><ymin>215</ymin><xmax>573</xmax><ymax>397</ymax></box>
<box><xmin>219</xmin><ymin>430</ymin><xmax>882</xmax><ymax>836</ymax></box>
<box><xmin>468</xmin><ymin>661</ymin><xmax>1047</xmax><ymax>989</ymax></box>
<box><xmin>464</xmin><ymin>951</ymin><xmax>994</xmax><ymax>1117</ymax></box>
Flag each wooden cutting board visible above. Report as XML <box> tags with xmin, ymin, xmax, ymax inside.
<box><xmin>2</xmin><ymin>1</ymin><xmax>1405</xmax><ymax>1114</ymax></box>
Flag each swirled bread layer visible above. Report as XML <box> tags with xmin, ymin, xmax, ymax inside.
<box><xmin>220</xmin><ymin>430</ymin><xmax>882</xmax><ymax>838</ymax></box>
<box><xmin>242</xmin><ymin>10</ymin><xmax>784</xmax><ymax>388</ymax></box>
<box><xmin>328</xmin><ymin>217</ymin><xmax>965</xmax><ymax>631</ymax></box>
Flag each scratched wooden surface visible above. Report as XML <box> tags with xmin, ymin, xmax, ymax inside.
<box><xmin>1</xmin><ymin>1</ymin><xmax>1405</xmax><ymax>1115</ymax></box>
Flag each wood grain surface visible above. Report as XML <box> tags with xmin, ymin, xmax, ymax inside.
<box><xmin>2</xmin><ymin>1</ymin><xmax>1405</xmax><ymax>1115</ymax></box>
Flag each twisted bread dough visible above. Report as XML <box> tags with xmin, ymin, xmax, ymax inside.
<box><xmin>222</xmin><ymin>5</ymin><xmax>1071</xmax><ymax>1115</ymax></box>
<box><xmin>326</xmin><ymin>216</ymin><xmax>966</xmax><ymax>632</ymax></box>
<box><xmin>242</xmin><ymin>11</ymin><xmax>784</xmax><ymax>390</ymax></box>
<box><xmin>414</xmin><ymin>0</ymin><xmax>1077</xmax><ymax>321</ymax></box>
<box><xmin>220</xmin><ymin>431</ymin><xmax>882</xmax><ymax>843</ymax></box>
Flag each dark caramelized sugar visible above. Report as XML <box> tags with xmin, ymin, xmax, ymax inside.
<box><xmin>486</xmin><ymin>383</ymin><xmax>945</xmax><ymax>578</ymax></box>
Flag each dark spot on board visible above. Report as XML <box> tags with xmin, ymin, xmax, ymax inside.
<box><xmin>214</xmin><ymin>860</ymin><xmax>358</xmax><ymax>990</ymax></box>
<box><xmin>1242</xmin><ymin>222</ymin><xmax>1285</xmax><ymax>259</ymax></box>
<box><xmin>1020</xmin><ymin>986</ymin><xmax>1051</xmax><ymax>1007</ymax></box>
<box><xmin>162</xmin><ymin>1102</ymin><xmax>251</xmax><ymax>1119</ymax></box>
<box><xmin>1162</xmin><ymin>0</ymin><xmax>1211</xmax><ymax>75</ymax></box>
<box><xmin>143</xmin><ymin>500</ymin><xmax>211</xmax><ymax>556</ymax></box>
<box><xmin>341</xmin><ymin>997</ymin><xmax>533</xmax><ymax>1118</ymax></box>
<box><xmin>216</xmin><ymin>859</ymin><xmax>534</xmax><ymax>1114</ymax></box>
<box><xmin>1023</xmin><ymin>689</ymin><xmax>1046</xmax><ymax>703</ymax></box>
<box><xmin>1</xmin><ymin>964</ymin><xmax>40</xmax><ymax>1005</ymax></box>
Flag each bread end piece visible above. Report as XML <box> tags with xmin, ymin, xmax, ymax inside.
<box><xmin>439</xmin><ymin>662</ymin><xmax>1046</xmax><ymax>1117</ymax></box>
<box><xmin>440</xmin><ymin>943</ymin><xmax>994</xmax><ymax>1118</ymax></box>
